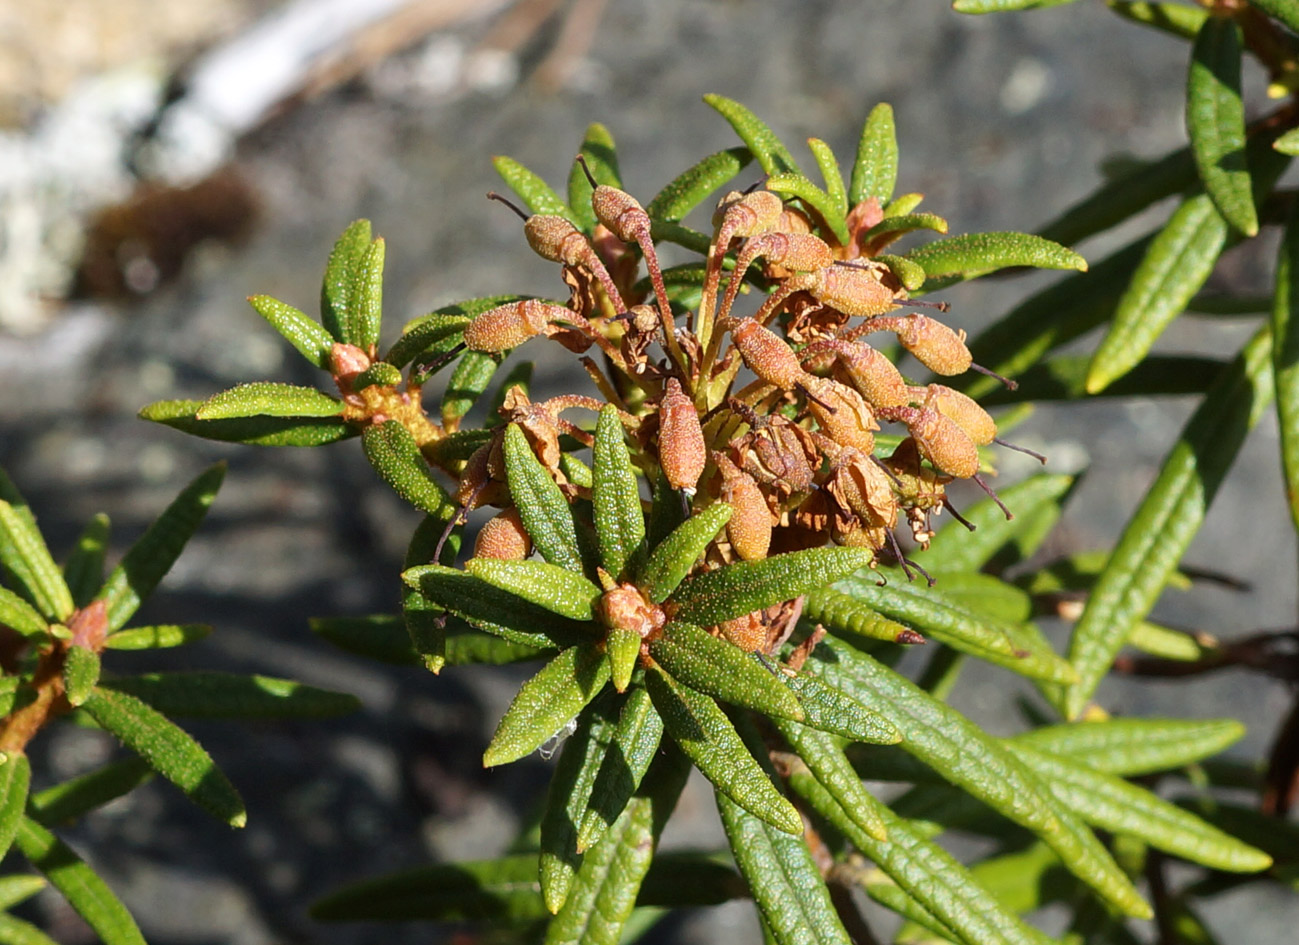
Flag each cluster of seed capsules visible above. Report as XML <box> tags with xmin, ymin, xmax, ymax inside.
<box><xmin>457</xmin><ymin>161</ymin><xmax>1030</xmax><ymax>595</ymax></box>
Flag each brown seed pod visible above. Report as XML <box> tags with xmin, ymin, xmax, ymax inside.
<box><xmin>711</xmin><ymin>190</ymin><xmax>785</xmax><ymax>245</ymax></box>
<box><xmin>891</xmin><ymin>314</ymin><xmax>972</xmax><ymax>375</ymax></box>
<box><xmin>715</xmin><ymin>609</ymin><xmax>770</xmax><ymax>654</ymax></box>
<box><xmin>802</xmin><ymin>339</ymin><xmax>911</xmax><ymax>409</ymax></box>
<box><xmin>473</xmin><ymin>507</ymin><xmax>533</xmax><ymax>560</ymax></box>
<box><xmin>715</xmin><ymin>454</ymin><xmax>773</xmax><ymax>561</ymax></box>
<box><xmin>718</xmin><ymin>231</ymin><xmax>834</xmax><ymax>322</ymax></box>
<box><xmin>464</xmin><ymin>299</ymin><xmax>568</xmax><ymax>352</ymax></box>
<box><xmin>901</xmin><ymin>406</ymin><xmax>980</xmax><ymax>479</ymax></box>
<box><xmin>786</xmin><ymin>260</ymin><xmax>904</xmax><ymax>317</ymax></box>
<box><xmin>658</xmin><ymin>377</ymin><xmax>706</xmax><ymax>494</ymax></box>
<box><xmin>825</xmin><ymin>448</ymin><xmax>896</xmax><ymax>551</ymax></box>
<box><xmin>801</xmin><ymin>376</ymin><xmax>879</xmax><ymax>454</ymax></box>
<box><xmin>591</xmin><ymin>184</ymin><xmax>652</xmax><ymax>245</ymax></box>
<box><xmin>725</xmin><ymin>317</ymin><xmax>807</xmax><ymax>390</ymax></box>
<box><xmin>919</xmin><ymin>383</ymin><xmax>996</xmax><ymax>445</ymax></box>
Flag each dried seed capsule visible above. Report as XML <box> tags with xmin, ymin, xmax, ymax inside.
<box><xmin>473</xmin><ymin>507</ymin><xmax>533</xmax><ymax>560</ymax></box>
<box><xmin>801</xmin><ymin>376</ymin><xmax>878</xmax><ymax>454</ymax></box>
<box><xmin>786</xmin><ymin>261</ymin><xmax>904</xmax><ymax>317</ymax></box>
<box><xmin>905</xmin><ymin>406</ymin><xmax>979</xmax><ymax>478</ymax></box>
<box><xmin>712</xmin><ymin>190</ymin><xmax>785</xmax><ymax>244</ymax></box>
<box><xmin>658</xmin><ymin>378</ymin><xmax>706</xmax><ymax>495</ymax></box>
<box><xmin>715</xmin><ymin>454</ymin><xmax>772</xmax><ymax>561</ymax></box>
<box><xmin>463</xmin><ymin>299</ymin><xmax>568</xmax><ymax>352</ymax></box>
<box><xmin>717</xmin><ymin>232</ymin><xmax>835</xmax><ymax>322</ymax></box>
<box><xmin>892</xmin><ymin>314</ymin><xmax>972</xmax><ymax>375</ymax></box>
<box><xmin>825</xmin><ymin>448</ymin><xmax>896</xmax><ymax>551</ymax></box>
<box><xmin>726</xmin><ymin>317</ymin><xmax>807</xmax><ymax>390</ymax></box>
<box><xmin>802</xmin><ymin>339</ymin><xmax>911</xmax><ymax>409</ymax></box>
<box><xmin>715</xmin><ymin>609</ymin><xmax>769</xmax><ymax>653</ymax></box>
<box><xmin>591</xmin><ymin>184</ymin><xmax>652</xmax><ymax>245</ymax></box>
<box><xmin>919</xmin><ymin>383</ymin><xmax>996</xmax><ymax>445</ymax></box>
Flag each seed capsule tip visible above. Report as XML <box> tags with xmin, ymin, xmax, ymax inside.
<box><xmin>486</xmin><ymin>191</ymin><xmax>529</xmax><ymax>221</ymax></box>
<box><xmin>994</xmin><ymin>436</ymin><xmax>1047</xmax><ymax>464</ymax></box>
<box><xmin>971</xmin><ymin>362</ymin><xmax>1017</xmax><ymax>390</ymax></box>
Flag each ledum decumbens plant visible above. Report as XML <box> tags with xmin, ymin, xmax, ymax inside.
<box><xmin>135</xmin><ymin>85</ymin><xmax>1279</xmax><ymax>944</ymax></box>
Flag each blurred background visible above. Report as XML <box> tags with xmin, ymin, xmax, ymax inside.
<box><xmin>1</xmin><ymin>0</ymin><xmax>1297</xmax><ymax>942</ymax></box>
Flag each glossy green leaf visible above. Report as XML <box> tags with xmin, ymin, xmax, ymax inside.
<box><xmin>592</xmin><ymin>406</ymin><xmax>645</xmax><ymax>579</ymax></box>
<box><xmin>29</xmin><ymin>758</ymin><xmax>153</xmax><ymax>826</ymax></box>
<box><xmin>669</xmin><ymin>547</ymin><xmax>872</xmax><ymax>626</ymax></box>
<box><xmin>62</xmin><ymin>645</ymin><xmax>99</xmax><ymax>708</ymax></box>
<box><xmin>766</xmin><ymin>173</ymin><xmax>850</xmax><ymax>245</ymax></box>
<box><xmin>0</xmin><ymin>587</ymin><xmax>46</xmax><ymax>638</ymax></box>
<box><xmin>503</xmin><ymin>423</ymin><xmax>583</xmax><ymax>573</ymax></box>
<box><xmin>704</xmin><ymin>93</ymin><xmax>801</xmax><ymax>176</ymax></box>
<box><xmin>400</xmin><ymin>512</ymin><xmax>456</xmax><ymax>673</ymax></box>
<box><xmin>648</xmin><ymin>219</ymin><xmax>711</xmax><ymax>255</ymax></box>
<box><xmin>776</xmin><ymin>720</ymin><xmax>887</xmax><ymax>840</ymax></box>
<box><xmin>646</xmin><ymin>147</ymin><xmax>751</xmax><ymax>223</ymax></box>
<box><xmin>99</xmin><ymin>672</ymin><xmax>359</xmax><ymax>719</ymax></box>
<box><xmin>1250</xmin><ymin>1</ymin><xmax>1299</xmax><ymax>40</ymax></box>
<box><xmin>138</xmin><ymin>399</ymin><xmax>355</xmax><ymax>447</ymax></box>
<box><xmin>320</xmin><ymin>219</ymin><xmax>372</xmax><ymax>341</ymax></box>
<box><xmin>441</xmin><ymin>350</ymin><xmax>501</xmax><ymax>425</ymax></box>
<box><xmin>716</xmin><ymin>792</ymin><xmax>851</xmax><ymax>945</ymax></box>
<box><xmin>606</xmin><ymin>627</ymin><xmax>640</xmax><ymax>693</ymax></box>
<box><xmin>954</xmin><ymin>0</ymin><xmax>1079</xmax><ymax>10</ymax></box>
<box><xmin>810</xmin><ymin>638</ymin><xmax>1149</xmax><ymax>917</ymax></box>
<box><xmin>801</xmin><ymin>586</ymin><xmax>915</xmax><ymax>645</ymax></box>
<box><xmin>404</xmin><ymin>564</ymin><xmax>589</xmax><ymax>648</ymax></box>
<box><xmin>248</xmin><ymin>294</ymin><xmax>335</xmax><ymax>370</ymax></box>
<box><xmin>0</xmin><ymin>475</ymin><xmax>73</xmax><ymax>622</ymax></box>
<box><xmin>926</xmin><ymin>474</ymin><xmax>1074</xmax><ymax>572</ymax></box>
<box><xmin>0</xmin><ymin>753</ymin><xmax>29</xmax><ymax>862</ymax></box>
<box><xmin>1107</xmin><ymin>1</ymin><xmax>1208</xmax><ymax>40</ymax></box>
<box><xmin>1065</xmin><ymin>329</ymin><xmax>1273</xmax><ymax>717</ymax></box>
<box><xmin>63</xmin><ymin>513</ymin><xmax>109</xmax><ymax>608</ymax></box>
<box><xmin>1274</xmin><ymin>201</ymin><xmax>1299</xmax><ymax>531</ymax></box>
<box><xmin>781</xmin><ymin>672</ymin><xmax>900</xmax><ymax>744</ymax></box>
<box><xmin>906</xmin><ymin>232</ymin><xmax>1086</xmax><ymax>282</ymax></box>
<box><xmin>885</xmin><ymin>192</ymin><xmax>925</xmax><ymax>216</ymax></box>
<box><xmin>493</xmin><ymin>155</ymin><xmax>577</xmax><ymax>222</ymax></box>
<box><xmin>103</xmin><ymin>623</ymin><xmax>212</xmax><ymax>650</ymax></box>
<box><xmin>1013</xmin><ymin>717</ymin><xmax>1244</xmax><ymax>776</ymax></box>
<box><xmin>807</xmin><ymin>137</ymin><xmax>847</xmax><ymax>217</ymax></box>
<box><xmin>350</xmin><ymin>237</ymin><xmax>385</xmax><ymax>350</ymax></box>
<box><xmin>195</xmin><ymin>383</ymin><xmax>342</xmax><ymax>421</ymax></box>
<box><xmin>361</xmin><ymin>420</ymin><xmax>456</xmax><ymax>517</ymax></box>
<box><xmin>351</xmin><ymin>361</ymin><xmax>402</xmax><ymax>392</ymax></box>
<box><xmin>0</xmin><ymin>875</ymin><xmax>47</xmax><ymax>911</ymax></box>
<box><xmin>80</xmin><ymin>687</ymin><xmax>245</xmax><ymax>827</ymax></box>
<box><xmin>1188</xmin><ymin>17</ymin><xmax>1256</xmax><ymax>235</ymax></box>
<box><xmin>424</xmin><ymin>427</ymin><xmax>493</xmax><ymax>466</ymax></box>
<box><xmin>1126</xmin><ymin>619</ymin><xmax>1211</xmax><ymax>661</ymax></box>
<box><xmin>876</xmin><ymin>253</ymin><xmax>928</xmax><ymax>291</ymax></box>
<box><xmin>649</xmin><ymin>621</ymin><xmax>803</xmax><ymax>722</ymax></box>
<box><xmin>567</xmin><ymin>122</ymin><xmax>621</xmax><ymax>233</ymax></box>
<box><xmin>1006</xmin><ymin>742</ymin><xmax>1271</xmax><ymax>872</ymax></box>
<box><xmin>100</xmin><ymin>463</ymin><xmax>224</xmax><ymax>631</ymax></box>
<box><xmin>484</xmin><ymin>645</ymin><xmax>610</xmax><ymax>767</ymax></box>
<box><xmin>861</xmin><ymin>213</ymin><xmax>949</xmax><ymax>253</ymax></box>
<box><xmin>931</xmin><ymin>572</ymin><xmax>1033</xmax><ymax>625</ymax></box>
<box><xmin>639</xmin><ymin>502</ymin><xmax>730</xmax><ymax>602</ymax></box>
<box><xmin>1275</xmin><ymin>127</ymin><xmax>1299</xmax><ymax>155</ymax></box>
<box><xmin>645</xmin><ymin>665</ymin><xmax>800</xmax><ymax>834</ymax></box>
<box><xmin>578</xmin><ymin>688</ymin><xmax>663</xmax><ymax>852</ymax></box>
<box><xmin>465</xmin><ymin>558</ymin><xmax>600</xmax><ymax>621</ymax></box>
<box><xmin>384</xmin><ymin>312</ymin><xmax>470</xmax><ymax>369</ymax></box>
<box><xmin>849</xmin><ymin>103</ymin><xmax>897</xmax><ymax>207</ymax></box>
<box><xmin>15</xmin><ymin>817</ymin><xmax>147</xmax><ymax>945</ymax></box>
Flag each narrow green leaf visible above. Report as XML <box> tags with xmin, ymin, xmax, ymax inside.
<box><xmin>926</xmin><ymin>474</ymin><xmax>1075</xmax><ymax>572</ymax></box>
<box><xmin>99</xmin><ymin>672</ymin><xmax>359</xmax><ymax>719</ymax></box>
<box><xmin>810</xmin><ymin>638</ymin><xmax>1150</xmax><ymax>917</ymax></box>
<box><xmin>1108</xmin><ymin>1</ymin><xmax>1208</xmax><ymax>40</ymax></box>
<box><xmin>704</xmin><ymin>94</ymin><xmax>801</xmax><ymax>176</ymax></box>
<box><xmin>669</xmin><ymin>547</ymin><xmax>872</xmax><ymax>626</ymax></box>
<box><xmin>405</xmin><ymin>563</ymin><xmax>590</xmax><ymax>648</ymax></box>
<box><xmin>1127</xmin><ymin>619</ymin><xmax>1211</xmax><ymax>661</ymax></box>
<box><xmin>80</xmin><ymin>687</ymin><xmax>245</xmax><ymax>827</ymax></box>
<box><xmin>578</xmin><ymin>688</ymin><xmax>663</xmax><ymax>852</ymax></box>
<box><xmin>103</xmin><ymin>623</ymin><xmax>212</xmax><ymax>650</ymax></box>
<box><xmin>592</xmin><ymin>406</ymin><xmax>645</xmax><ymax>580</ymax></box>
<box><xmin>801</xmin><ymin>587</ymin><xmax>915</xmax><ymax>645</ymax></box>
<box><xmin>606</xmin><ymin>627</ymin><xmax>640</xmax><ymax>693</ymax></box>
<box><xmin>0</xmin><ymin>476</ymin><xmax>73</xmax><ymax>622</ymax></box>
<box><xmin>441</xmin><ymin>350</ymin><xmax>501</xmax><ymax>425</ymax></box>
<box><xmin>352</xmin><ymin>361</ymin><xmax>402</xmax><ymax>392</ymax></box>
<box><xmin>1065</xmin><ymin>329</ymin><xmax>1273</xmax><ymax>717</ymax></box>
<box><xmin>63</xmin><ymin>513</ymin><xmax>109</xmax><ymax>609</ymax></box>
<box><xmin>247</xmin><ymin>295</ymin><xmax>335</xmax><ymax>370</ymax></box>
<box><xmin>1275</xmin><ymin>127</ymin><xmax>1299</xmax><ymax>155</ymax></box>
<box><xmin>100</xmin><ymin>463</ymin><xmax>224</xmax><ymax>631</ymax></box>
<box><xmin>884</xmin><ymin>192</ymin><xmax>925</xmax><ymax>216</ymax></box>
<box><xmin>648</xmin><ymin>219</ymin><xmax>712</xmax><ymax>255</ymax></box>
<box><xmin>320</xmin><ymin>219</ymin><xmax>372</xmax><ymax>342</ymax></box>
<box><xmin>465</xmin><ymin>558</ymin><xmax>600</xmax><ymax>621</ymax></box>
<box><xmin>62</xmin><ymin>646</ymin><xmax>99</xmax><ymax>707</ymax></box>
<box><xmin>1252</xmin><ymin>0</ymin><xmax>1299</xmax><ymax>33</ymax></box>
<box><xmin>1274</xmin><ymin>199</ymin><xmax>1299</xmax><ymax>532</ymax></box>
<box><xmin>767</xmin><ymin>173</ymin><xmax>850</xmax><ymax>245</ymax></box>
<box><xmin>484</xmin><ymin>645</ymin><xmax>610</xmax><ymax>767</ymax></box>
<box><xmin>715</xmin><ymin>755</ymin><xmax>852</xmax><ymax>945</ymax></box>
<box><xmin>0</xmin><ymin>754</ymin><xmax>30</xmax><ymax>862</ymax></box>
<box><xmin>876</xmin><ymin>253</ymin><xmax>928</xmax><ymax>292</ymax></box>
<box><xmin>927</xmin><ymin>572</ymin><xmax>1033</xmax><ymax>625</ymax></box>
<box><xmin>1013</xmin><ymin>717</ymin><xmax>1245</xmax><ymax>776</ymax></box>
<box><xmin>567</xmin><ymin>122</ymin><xmax>621</xmax><ymax>233</ymax></box>
<box><xmin>638</xmin><ymin>503</ymin><xmax>730</xmax><ymax>602</ymax></box>
<box><xmin>1006</xmin><ymin>742</ymin><xmax>1272</xmax><ymax>872</ymax></box>
<box><xmin>493</xmin><ymin>155</ymin><xmax>577</xmax><ymax>222</ymax></box>
<box><xmin>361</xmin><ymin>420</ymin><xmax>456</xmax><ymax>517</ymax></box>
<box><xmin>0</xmin><ymin>875</ymin><xmax>47</xmax><ymax>911</ymax></box>
<box><xmin>195</xmin><ymin>382</ymin><xmax>342</xmax><ymax>421</ymax></box>
<box><xmin>775</xmin><ymin>721</ymin><xmax>887</xmax><ymax>840</ymax></box>
<box><xmin>384</xmin><ymin>312</ymin><xmax>470</xmax><ymax>369</ymax></box>
<box><xmin>954</xmin><ymin>0</ymin><xmax>1079</xmax><ymax>11</ymax></box>
<box><xmin>29</xmin><ymin>758</ymin><xmax>154</xmax><ymax>826</ymax></box>
<box><xmin>860</xmin><ymin>212</ymin><xmax>949</xmax><ymax>250</ymax></box>
<box><xmin>0</xmin><ymin>587</ymin><xmax>47</xmax><ymax>638</ymax></box>
<box><xmin>905</xmin><ymin>232</ymin><xmax>1087</xmax><ymax>282</ymax></box>
<box><xmin>646</xmin><ymin>148</ymin><xmax>751</xmax><ymax>223</ymax></box>
<box><xmin>1188</xmin><ymin>17</ymin><xmax>1256</xmax><ymax>235</ymax></box>
<box><xmin>424</xmin><ymin>427</ymin><xmax>493</xmax><ymax>467</ymax></box>
<box><xmin>503</xmin><ymin>423</ymin><xmax>583</xmax><ymax>572</ymax></box>
<box><xmin>138</xmin><ymin>399</ymin><xmax>355</xmax><ymax>447</ymax></box>
<box><xmin>0</xmin><ymin>913</ymin><xmax>64</xmax><ymax>945</ymax></box>
<box><xmin>807</xmin><ymin>137</ymin><xmax>847</xmax><ymax>217</ymax></box>
<box><xmin>645</xmin><ymin>665</ymin><xmax>800</xmax><ymax>834</ymax></box>
<box><xmin>849</xmin><ymin>103</ymin><xmax>898</xmax><ymax>207</ymax></box>
<box><xmin>781</xmin><ymin>672</ymin><xmax>900</xmax><ymax>744</ymax></box>
<box><xmin>350</xmin><ymin>237</ymin><xmax>385</xmax><ymax>350</ymax></box>
<box><xmin>15</xmin><ymin>817</ymin><xmax>147</xmax><ymax>945</ymax></box>
<box><xmin>649</xmin><ymin>622</ymin><xmax>803</xmax><ymax>722</ymax></box>
<box><xmin>310</xmin><ymin>613</ymin><xmax>545</xmax><ymax>666</ymax></box>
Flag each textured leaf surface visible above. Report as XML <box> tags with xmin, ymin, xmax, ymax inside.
<box><xmin>62</xmin><ymin>645</ymin><xmax>99</xmax><ymax>707</ymax></box>
<box><xmin>99</xmin><ymin>463</ymin><xmax>224</xmax><ymax>631</ymax></box>
<box><xmin>849</xmin><ymin>103</ymin><xmax>897</xmax><ymax>206</ymax></box>
<box><xmin>646</xmin><ymin>147</ymin><xmax>751</xmax><ymax>223</ymax></box>
<box><xmin>0</xmin><ymin>587</ymin><xmax>47</xmax><ymax>637</ymax></box>
<box><xmin>362</xmin><ymin>421</ymin><xmax>457</xmax><ymax>517</ymax></box>
<box><xmin>0</xmin><ymin>753</ymin><xmax>29</xmax><ymax>862</ymax></box>
<box><xmin>0</xmin><ymin>875</ymin><xmax>47</xmax><ymax>911</ymax></box>
<box><xmin>1107</xmin><ymin>1</ymin><xmax>1208</xmax><ymax>41</ymax></box>
<box><xmin>63</xmin><ymin>512</ymin><xmax>109</xmax><ymax>608</ymax></box>
<box><xmin>1065</xmin><ymin>329</ymin><xmax>1273</xmax><ymax>717</ymax></box>
<box><xmin>484</xmin><ymin>645</ymin><xmax>609</xmax><ymax>767</ymax></box>
<box><xmin>1187</xmin><ymin>17</ymin><xmax>1255</xmax><ymax>235</ymax></box>
<box><xmin>139</xmin><ymin>400</ymin><xmax>355</xmax><ymax>447</ymax></box>
<box><xmin>384</xmin><ymin>311</ymin><xmax>470</xmax><ymax>369</ymax></box>
<box><xmin>504</xmin><ymin>424</ymin><xmax>583</xmax><ymax>572</ymax></box>
<box><xmin>801</xmin><ymin>587</ymin><xmax>914</xmax><ymax>645</ymax></box>
<box><xmin>649</xmin><ymin>621</ymin><xmax>803</xmax><ymax>722</ymax></box>
<box><xmin>16</xmin><ymin>817</ymin><xmax>146</xmax><ymax>945</ymax></box>
<box><xmin>104</xmin><ymin>623</ymin><xmax>212</xmax><ymax>650</ymax></box>
<box><xmin>405</xmin><ymin>564</ymin><xmax>589</xmax><ymax>648</ymax></box>
<box><xmin>350</xmin><ymin>237</ymin><xmax>384</xmax><ymax>350</ymax></box>
<box><xmin>704</xmin><ymin>94</ymin><xmax>800</xmax><ymax>176</ymax></box>
<box><xmin>29</xmin><ymin>758</ymin><xmax>153</xmax><ymax>826</ymax></box>
<box><xmin>82</xmin><ymin>687</ymin><xmax>245</xmax><ymax>826</ymax></box>
<box><xmin>465</xmin><ymin>558</ymin><xmax>600</xmax><ymax>622</ymax></box>
<box><xmin>645</xmin><ymin>666</ymin><xmax>800</xmax><ymax>834</ymax></box>
<box><xmin>195</xmin><ymin>383</ymin><xmax>341</xmax><ymax>420</ymax></box>
<box><xmin>1274</xmin><ymin>202</ymin><xmax>1299</xmax><ymax>532</ymax></box>
<box><xmin>0</xmin><ymin>475</ymin><xmax>73</xmax><ymax>622</ymax></box>
<box><xmin>639</xmin><ymin>502</ymin><xmax>730</xmax><ymax>602</ymax></box>
<box><xmin>320</xmin><ymin>219</ymin><xmax>371</xmax><ymax>342</ymax></box>
<box><xmin>578</xmin><ymin>688</ymin><xmax>663</xmax><ymax>852</ymax></box>
<box><xmin>1013</xmin><ymin>717</ymin><xmax>1244</xmax><ymax>776</ymax></box>
<box><xmin>906</xmin><ymin>232</ymin><xmax>1086</xmax><ymax>281</ymax></box>
<box><xmin>592</xmin><ymin>406</ymin><xmax>645</xmax><ymax>580</ymax></box>
<box><xmin>781</xmin><ymin>673</ymin><xmax>900</xmax><ymax>744</ymax></box>
<box><xmin>442</xmin><ymin>350</ymin><xmax>501</xmax><ymax>425</ymax></box>
<box><xmin>669</xmin><ymin>547</ymin><xmax>871</xmax><ymax>626</ymax></box>
<box><xmin>100</xmin><ymin>673</ymin><xmax>359</xmax><ymax>719</ymax></box>
<box><xmin>248</xmin><ymin>295</ymin><xmax>335</xmax><ymax>369</ymax></box>
<box><xmin>766</xmin><ymin>173</ymin><xmax>849</xmax><ymax>245</ymax></box>
<box><xmin>776</xmin><ymin>720</ymin><xmax>887</xmax><ymax>840</ymax></box>
<box><xmin>807</xmin><ymin>137</ymin><xmax>847</xmax><ymax>217</ymax></box>
<box><xmin>493</xmin><ymin>155</ymin><xmax>577</xmax><ymax>221</ymax></box>
<box><xmin>926</xmin><ymin>474</ymin><xmax>1074</xmax><ymax>572</ymax></box>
